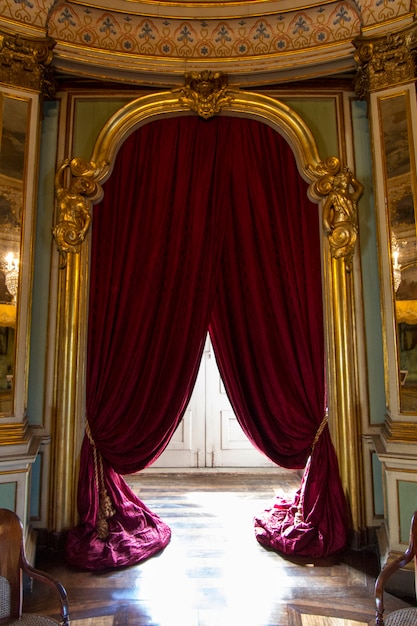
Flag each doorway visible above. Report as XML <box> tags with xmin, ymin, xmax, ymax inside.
<box><xmin>152</xmin><ymin>335</ymin><xmax>275</xmax><ymax>469</ymax></box>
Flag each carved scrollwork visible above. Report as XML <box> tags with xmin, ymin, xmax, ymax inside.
<box><xmin>313</xmin><ymin>156</ymin><xmax>341</xmax><ymax>183</ymax></box>
<box><xmin>313</xmin><ymin>163</ymin><xmax>364</xmax><ymax>271</ymax></box>
<box><xmin>354</xmin><ymin>23</ymin><xmax>417</xmax><ymax>100</ymax></box>
<box><xmin>53</xmin><ymin>158</ymin><xmax>102</xmax><ymax>268</ymax></box>
<box><xmin>0</xmin><ymin>30</ymin><xmax>56</xmax><ymax>96</ymax></box>
<box><xmin>174</xmin><ymin>71</ymin><xmax>235</xmax><ymax>119</ymax></box>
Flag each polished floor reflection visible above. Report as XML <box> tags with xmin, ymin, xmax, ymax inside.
<box><xmin>24</xmin><ymin>471</ymin><xmax>413</xmax><ymax>625</ymax></box>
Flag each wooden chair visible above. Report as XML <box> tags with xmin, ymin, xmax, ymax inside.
<box><xmin>0</xmin><ymin>508</ymin><xmax>70</xmax><ymax>625</ymax></box>
<box><xmin>375</xmin><ymin>510</ymin><xmax>417</xmax><ymax>626</ymax></box>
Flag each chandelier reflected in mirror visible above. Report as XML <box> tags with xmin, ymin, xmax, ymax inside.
<box><xmin>392</xmin><ymin>234</ymin><xmax>402</xmax><ymax>293</ymax></box>
<box><xmin>2</xmin><ymin>253</ymin><xmax>19</xmax><ymax>304</ymax></box>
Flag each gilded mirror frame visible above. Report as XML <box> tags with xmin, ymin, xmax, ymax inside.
<box><xmin>0</xmin><ymin>85</ymin><xmax>39</xmax><ymax>427</ymax></box>
<box><xmin>371</xmin><ymin>84</ymin><xmax>417</xmax><ymax>421</ymax></box>
<box><xmin>52</xmin><ymin>76</ymin><xmax>365</xmax><ymax>534</ymax></box>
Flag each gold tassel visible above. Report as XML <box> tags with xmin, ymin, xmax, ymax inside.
<box><xmin>85</xmin><ymin>420</ymin><xmax>116</xmax><ymax>540</ymax></box>
<box><xmin>295</xmin><ymin>412</ymin><xmax>329</xmax><ymax>525</ymax></box>
<box><xmin>311</xmin><ymin>411</ymin><xmax>328</xmax><ymax>453</ymax></box>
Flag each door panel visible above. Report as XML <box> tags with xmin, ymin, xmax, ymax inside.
<box><xmin>205</xmin><ymin>342</ymin><xmax>274</xmax><ymax>468</ymax></box>
<box><xmin>151</xmin><ymin>356</ymin><xmax>206</xmax><ymax>468</ymax></box>
<box><xmin>152</xmin><ymin>336</ymin><xmax>274</xmax><ymax>468</ymax></box>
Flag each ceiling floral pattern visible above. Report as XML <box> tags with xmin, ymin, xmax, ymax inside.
<box><xmin>47</xmin><ymin>3</ymin><xmax>360</xmax><ymax>56</ymax></box>
<box><xmin>0</xmin><ymin>0</ymin><xmax>414</xmax><ymax>84</ymax></box>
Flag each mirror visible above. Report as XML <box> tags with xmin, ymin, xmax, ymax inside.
<box><xmin>381</xmin><ymin>92</ymin><xmax>417</xmax><ymax>412</ymax></box>
<box><xmin>0</xmin><ymin>93</ymin><xmax>27</xmax><ymax>413</ymax></box>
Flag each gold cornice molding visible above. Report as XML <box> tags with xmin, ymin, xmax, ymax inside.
<box><xmin>0</xmin><ymin>29</ymin><xmax>56</xmax><ymax>95</ymax></box>
<box><xmin>381</xmin><ymin>415</ymin><xmax>417</xmax><ymax>444</ymax></box>
<box><xmin>354</xmin><ymin>22</ymin><xmax>417</xmax><ymax>100</ymax></box>
<box><xmin>0</xmin><ymin>418</ymin><xmax>29</xmax><ymax>445</ymax></box>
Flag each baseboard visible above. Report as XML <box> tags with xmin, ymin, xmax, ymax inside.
<box><xmin>35</xmin><ymin>528</ymin><xmax>68</xmax><ymax>553</ymax></box>
<box><xmin>348</xmin><ymin>525</ymin><xmax>379</xmax><ymax>551</ymax></box>
<box><xmin>376</xmin><ymin>520</ymin><xmax>389</xmax><ymax>566</ymax></box>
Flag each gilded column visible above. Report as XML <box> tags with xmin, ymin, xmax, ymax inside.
<box><xmin>51</xmin><ymin>159</ymin><xmax>95</xmax><ymax>530</ymax></box>
<box><xmin>314</xmin><ymin>165</ymin><xmax>366</xmax><ymax>538</ymax></box>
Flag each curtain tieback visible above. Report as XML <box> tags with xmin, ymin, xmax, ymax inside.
<box><xmin>295</xmin><ymin>412</ymin><xmax>329</xmax><ymax>525</ymax></box>
<box><xmin>311</xmin><ymin>411</ymin><xmax>328</xmax><ymax>453</ymax></box>
<box><xmin>85</xmin><ymin>420</ymin><xmax>116</xmax><ymax>540</ymax></box>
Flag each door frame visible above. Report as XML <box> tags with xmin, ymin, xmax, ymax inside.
<box><xmin>51</xmin><ymin>77</ymin><xmax>364</xmax><ymax>533</ymax></box>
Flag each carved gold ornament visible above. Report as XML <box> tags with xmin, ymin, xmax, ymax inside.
<box><xmin>53</xmin><ymin>158</ymin><xmax>100</xmax><ymax>267</ymax></box>
<box><xmin>314</xmin><ymin>165</ymin><xmax>364</xmax><ymax>271</ymax></box>
<box><xmin>175</xmin><ymin>71</ymin><xmax>234</xmax><ymax>119</ymax></box>
<box><xmin>354</xmin><ymin>23</ymin><xmax>417</xmax><ymax>99</ymax></box>
<box><xmin>0</xmin><ymin>30</ymin><xmax>56</xmax><ymax>95</ymax></box>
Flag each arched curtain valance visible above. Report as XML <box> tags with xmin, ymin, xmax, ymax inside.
<box><xmin>65</xmin><ymin>115</ymin><xmax>349</xmax><ymax>570</ymax></box>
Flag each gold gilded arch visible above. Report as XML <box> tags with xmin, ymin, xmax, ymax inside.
<box><xmin>52</xmin><ymin>72</ymin><xmax>365</xmax><ymax>540</ymax></box>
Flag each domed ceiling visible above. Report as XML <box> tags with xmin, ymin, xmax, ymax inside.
<box><xmin>1</xmin><ymin>0</ymin><xmax>415</xmax><ymax>86</ymax></box>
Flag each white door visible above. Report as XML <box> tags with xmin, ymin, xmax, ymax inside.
<box><xmin>152</xmin><ymin>336</ymin><xmax>274</xmax><ymax>468</ymax></box>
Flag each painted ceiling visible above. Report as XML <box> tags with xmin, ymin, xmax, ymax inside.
<box><xmin>1</xmin><ymin>0</ymin><xmax>416</xmax><ymax>85</ymax></box>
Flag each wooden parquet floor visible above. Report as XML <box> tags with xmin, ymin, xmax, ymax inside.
<box><xmin>23</xmin><ymin>470</ymin><xmax>413</xmax><ymax>626</ymax></box>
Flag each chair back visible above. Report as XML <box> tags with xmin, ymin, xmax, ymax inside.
<box><xmin>0</xmin><ymin>508</ymin><xmax>25</xmax><ymax>620</ymax></box>
<box><xmin>375</xmin><ymin>510</ymin><xmax>417</xmax><ymax>626</ymax></box>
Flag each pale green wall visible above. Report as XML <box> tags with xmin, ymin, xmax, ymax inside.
<box><xmin>27</xmin><ymin>100</ymin><xmax>59</xmax><ymax>426</ymax></box>
<box><xmin>281</xmin><ymin>97</ymin><xmax>339</xmax><ymax>159</ymax></box>
<box><xmin>0</xmin><ymin>482</ymin><xmax>16</xmax><ymax>510</ymax></box>
<box><xmin>73</xmin><ymin>98</ymin><xmax>133</xmax><ymax>159</ymax></box>
<box><xmin>351</xmin><ymin>99</ymin><xmax>386</xmax><ymax>426</ymax></box>
<box><xmin>27</xmin><ymin>100</ymin><xmax>60</xmax><ymax>517</ymax></box>
<box><xmin>30</xmin><ymin>454</ymin><xmax>41</xmax><ymax>518</ymax></box>
<box><xmin>399</xmin><ymin>480</ymin><xmax>417</xmax><ymax>542</ymax></box>
<box><xmin>372</xmin><ymin>452</ymin><xmax>384</xmax><ymax>516</ymax></box>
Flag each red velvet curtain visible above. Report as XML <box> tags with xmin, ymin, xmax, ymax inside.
<box><xmin>66</xmin><ymin>115</ymin><xmax>349</xmax><ymax>570</ymax></box>
<box><xmin>208</xmin><ymin>124</ymin><xmax>348</xmax><ymax>557</ymax></box>
<box><xmin>66</xmin><ymin>117</ymin><xmax>234</xmax><ymax>569</ymax></box>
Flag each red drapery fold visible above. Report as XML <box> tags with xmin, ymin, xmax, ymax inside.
<box><xmin>253</xmin><ymin>434</ymin><xmax>348</xmax><ymax>558</ymax></box>
<box><xmin>66</xmin><ymin>115</ymin><xmax>349</xmax><ymax>570</ymax></box>
<box><xmin>66</xmin><ymin>117</ymin><xmax>234</xmax><ymax>568</ymax></box>
<box><xmin>208</xmin><ymin>123</ymin><xmax>348</xmax><ymax>556</ymax></box>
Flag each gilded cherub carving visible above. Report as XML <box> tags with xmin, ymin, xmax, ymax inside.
<box><xmin>53</xmin><ymin>159</ymin><xmax>93</xmax><ymax>267</ymax></box>
<box><xmin>322</xmin><ymin>166</ymin><xmax>364</xmax><ymax>269</ymax></box>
